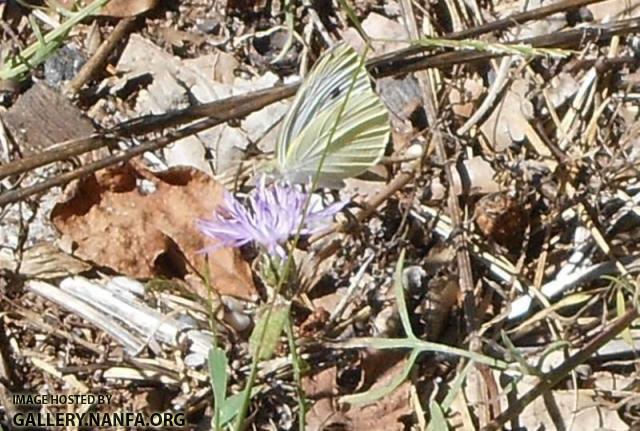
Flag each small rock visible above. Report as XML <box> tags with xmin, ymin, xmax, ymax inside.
<box><xmin>44</xmin><ymin>45</ymin><xmax>86</xmax><ymax>86</ymax></box>
<box><xmin>196</xmin><ymin>18</ymin><xmax>221</xmax><ymax>34</ymax></box>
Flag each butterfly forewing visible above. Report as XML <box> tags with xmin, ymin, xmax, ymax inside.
<box><xmin>275</xmin><ymin>43</ymin><xmax>390</xmax><ymax>187</ymax></box>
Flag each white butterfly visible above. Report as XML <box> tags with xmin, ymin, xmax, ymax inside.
<box><xmin>270</xmin><ymin>43</ymin><xmax>390</xmax><ymax>188</ymax></box>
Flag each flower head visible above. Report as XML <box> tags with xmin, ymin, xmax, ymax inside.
<box><xmin>197</xmin><ymin>179</ymin><xmax>345</xmax><ymax>258</ymax></box>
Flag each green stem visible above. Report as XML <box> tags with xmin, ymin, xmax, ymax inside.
<box><xmin>233</xmin><ymin>46</ymin><xmax>371</xmax><ymax>430</ymax></box>
<box><xmin>0</xmin><ymin>0</ymin><xmax>109</xmax><ymax>80</ymax></box>
<box><xmin>285</xmin><ymin>314</ymin><xmax>306</xmax><ymax>430</ymax></box>
<box><xmin>331</xmin><ymin>337</ymin><xmax>510</xmax><ymax>369</ymax></box>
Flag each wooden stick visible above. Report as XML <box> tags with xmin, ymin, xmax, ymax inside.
<box><xmin>0</xmin><ymin>87</ymin><xmax>296</xmax><ymax>206</ymax></box>
<box><xmin>2</xmin><ymin>12</ymin><xmax>634</xmax><ymax>182</ymax></box>
<box><xmin>370</xmin><ymin>0</ymin><xmax>610</xmax><ymax>67</ymax></box>
<box><xmin>65</xmin><ymin>17</ymin><xmax>138</xmax><ymax>95</ymax></box>
<box><xmin>0</xmin><ymin>18</ymin><xmax>638</xmax><ymax>205</ymax></box>
<box><xmin>0</xmin><ymin>84</ymin><xmax>298</xmax><ymax>180</ymax></box>
<box><xmin>482</xmin><ymin>307</ymin><xmax>639</xmax><ymax>431</ymax></box>
<box><xmin>370</xmin><ymin>18</ymin><xmax>640</xmax><ymax>77</ymax></box>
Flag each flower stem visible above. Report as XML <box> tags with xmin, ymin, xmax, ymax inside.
<box><xmin>286</xmin><ymin>314</ymin><xmax>306</xmax><ymax>430</ymax></box>
<box><xmin>233</xmin><ymin>45</ymin><xmax>370</xmax><ymax>430</ymax></box>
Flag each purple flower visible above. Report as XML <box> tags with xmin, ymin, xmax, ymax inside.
<box><xmin>197</xmin><ymin>179</ymin><xmax>345</xmax><ymax>258</ymax></box>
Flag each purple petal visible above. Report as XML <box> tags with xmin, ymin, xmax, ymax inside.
<box><xmin>196</xmin><ymin>176</ymin><xmax>347</xmax><ymax>257</ymax></box>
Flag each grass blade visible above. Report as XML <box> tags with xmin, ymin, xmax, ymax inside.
<box><xmin>394</xmin><ymin>249</ymin><xmax>415</xmax><ymax>338</ymax></box>
<box><xmin>209</xmin><ymin>346</ymin><xmax>229</xmax><ymax>430</ymax></box>
<box><xmin>428</xmin><ymin>400</ymin><xmax>449</xmax><ymax>431</ymax></box>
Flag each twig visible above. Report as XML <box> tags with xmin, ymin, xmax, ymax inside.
<box><xmin>402</xmin><ymin>0</ymin><xmax>478</xmax><ymax>340</ymax></box>
<box><xmin>1</xmin><ymin>18</ymin><xmax>637</xmax><ymax>208</ymax></box>
<box><xmin>309</xmin><ymin>170</ymin><xmax>415</xmax><ymax>255</ymax></box>
<box><xmin>0</xmin><ymin>89</ymin><xmax>292</xmax><ymax>207</ymax></box>
<box><xmin>403</xmin><ymin>1</ymin><xmax>490</xmax><ymax>424</ymax></box>
<box><xmin>370</xmin><ymin>18</ymin><xmax>640</xmax><ymax>77</ymax></box>
<box><xmin>1</xmin><ymin>19</ymin><xmax>637</xmax><ymax>183</ymax></box>
<box><xmin>0</xmin><ymin>317</ymin><xmax>19</xmax><ymax>420</ymax></box>
<box><xmin>65</xmin><ymin>17</ymin><xmax>138</xmax><ymax>95</ymax></box>
<box><xmin>371</xmin><ymin>0</ymin><xmax>609</xmax><ymax>66</ymax></box>
<box><xmin>0</xmin><ymin>84</ymin><xmax>298</xmax><ymax>181</ymax></box>
<box><xmin>456</xmin><ymin>56</ymin><xmax>514</xmax><ymax>136</ymax></box>
<box><xmin>482</xmin><ymin>307</ymin><xmax>639</xmax><ymax>431</ymax></box>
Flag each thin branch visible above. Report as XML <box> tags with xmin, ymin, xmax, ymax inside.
<box><xmin>483</xmin><ymin>307</ymin><xmax>639</xmax><ymax>431</ymax></box>
<box><xmin>65</xmin><ymin>17</ymin><xmax>138</xmax><ymax>95</ymax></box>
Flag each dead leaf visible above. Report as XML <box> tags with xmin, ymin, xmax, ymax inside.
<box><xmin>377</xmin><ymin>76</ymin><xmax>423</xmax><ymax>124</ymax></box>
<box><xmin>111</xmin><ymin>34</ymin><xmax>287</xmax><ymax>173</ymax></box>
<box><xmin>304</xmin><ymin>352</ymin><xmax>414</xmax><ymax>430</ymax></box>
<box><xmin>342</xmin><ymin>13</ymin><xmax>409</xmax><ymax>56</ymax></box>
<box><xmin>450</xmin><ymin>76</ymin><xmax>485</xmax><ymax>118</ymax></box>
<box><xmin>547</xmin><ymin>72</ymin><xmax>579</xmax><ymax>108</ymax></box>
<box><xmin>427</xmin><ymin>156</ymin><xmax>499</xmax><ymax>200</ymax></box>
<box><xmin>588</xmin><ymin>0</ymin><xmax>640</xmax><ymax>22</ymax></box>
<box><xmin>20</xmin><ymin>243</ymin><xmax>91</xmax><ymax>279</ymax></box>
<box><xmin>474</xmin><ymin>192</ymin><xmax>529</xmax><ymax>253</ymax></box>
<box><xmin>519</xmin><ymin>387</ymin><xmax>628</xmax><ymax>430</ymax></box>
<box><xmin>158</xmin><ymin>28</ymin><xmax>206</xmax><ymax>48</ymax></box>
<box><xmin>480</xmin><ymin>78</ymin><xmax>534</xmax><ymax>151</ymax></box>
<box><xmin>51</xmin><ymin>163</ymin><xmax>256</xmax><ymax>300</ymax></box>
<box><xmin>57</xmin><ymin>0</ymin><xmax>158</xmax><ymax>17</ymax></box>
<box><xmin>467</xmin><ymin>371</ymin><xmax>629</xmax><ymax>431</ymax></box>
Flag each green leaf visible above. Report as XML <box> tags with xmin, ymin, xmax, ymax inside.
<box><xmin>428</xmin><ymin>400</ymin><xmax>449</xmax><ymax>431</ymax></box>
<box><xmin>616</xmin><ymin>289</ymin><xmax>634</xmax><ymax>346</ymax></box>
<box><xmin>209</xmin><ymin>346</ymin><xmax>229</xmax><ymax>429</ymax></box>
<box><xmin>441</xmin><ymin>361</ymin><xmax>473</xmax><ymax>411</ymax></box>
<box><xmin>0</xmin><ymin>0</ymin><xmax>109</xmax><ymax>80</ymax></box>
<box><xmin>501</xmin><ymin>331</ymin><xmax>538</xmax><ymax>376</ymax></box>
<box><xmin>416</xmin><ymin>36</ymin><xmax>571</xmax><ymax>58</ymax></box>
<box><xmin>508</xmin><ymin>291</ymin><xmax>594</xmax><ymax>334</ymax></box>
<box><xmin>335</xmin><ymin>336</ymin><xmax>509</xmax><ymax>369</ymax></box>
<box><xmin>28</xmin><ymin>15</ymin><xmax>46</xmax><ymax>46</ymax></box>
<box><xmin>219</xmin><ymin>389</ymin><xmax>259</xmax><ymax>427</ymax></box>
<box><xmin>534</xmin><ymin>340</ymin><xmax>571</xmax><ymax>371</ymax></box>
<box><xmin>249</xmin><ymin>301</ymin><xmax>290</xmax><ymax>360</ymax></box>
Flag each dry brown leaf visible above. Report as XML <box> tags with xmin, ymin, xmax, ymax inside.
<box><xmin>158</xmin><ymin>28</ymin><xmax>206</xmax><ymax>48</ymax></box>
<box><xmin>588</xmin><ymin>0</ymin><xmax>640</xmax><ymax>22</ymax></box>
<box><xmin>466</xmin><ymin>371</ymin><xmax>629</xmax><ymax>430</ymax></box>
<box><xmin>519</xmin><ymin>387</ymin><xmax>628</xmax><ymax>430</ymax></box>
<box><xmin>547</xmin><ymin>72</ymin><xmax>579</xmax><ymax>108</ymax></box>
<box><xmin>303</xmin><ymin>352</ymin><xmax>413</xmax><ymax>430</ymax></box>
<box><xmin>101</xmin><ymin>0</ymin><xmax>158</xmax><ymax>16</ymax></box>
<box><xmin>58</xmin><ymin>0</ymin><xmax>158</xmax><ymax>17</ymax></box>
<box><xmin>427</xmin><ymin>156</ymin><xmax>499</xmax><ymax>200</ymax></box>
<box><xmin>112</xmin><ymin>34</ymin><xmax>286</xmax><ymax>173</ymax></box>
<box><xmin>480</xmin><ymin>78</ymin><xmax>534</xmax><ymax>151</ymax></box>
<box><xmin>474</xmin><ymin>192</ymin><xmax>529</xmax><ymax>253</ymax></box>
<box><xmin>20</xmin><ymin>243</ymin><xmax>92</xmax><ymax>279</ymax></box>
<box><xmin>342</xmin><ymin>13</ymin><xmax>409</xmax><ymax>56</ymax></box>
<box><xmin>450</xmin><ymin>76</ymin><xmax>485</xmax><ymax>118</ymax></box>
<box><xmin>51</xmin><ymin>163</ymin><xmax>256</xmax><ymax>300</ymax></box>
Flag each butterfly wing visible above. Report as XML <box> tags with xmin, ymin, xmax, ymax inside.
<box><xmin>275</xmin><ymin>44</ymin><xmax>390</xmax><ymax>186</ymax></box>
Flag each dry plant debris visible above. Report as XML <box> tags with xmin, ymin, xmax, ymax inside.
<box><xmin>1</xmin><ymin>82</ymin><xmax>95</xmax><ymax>153</ymax></box>
<box><xmin>59</xmin><ymin>0</ymin><xmax>159</xmax><ymax>17</ymax></box>
<box><xmin>0</xmin><ymin>0</ymin><xmax>640</xmax><ymax>429</ymax></box>
<box><xmin>51</xmin><ymin>163</ymin><xmax>256</xmax><ymax>299</ymax></box>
